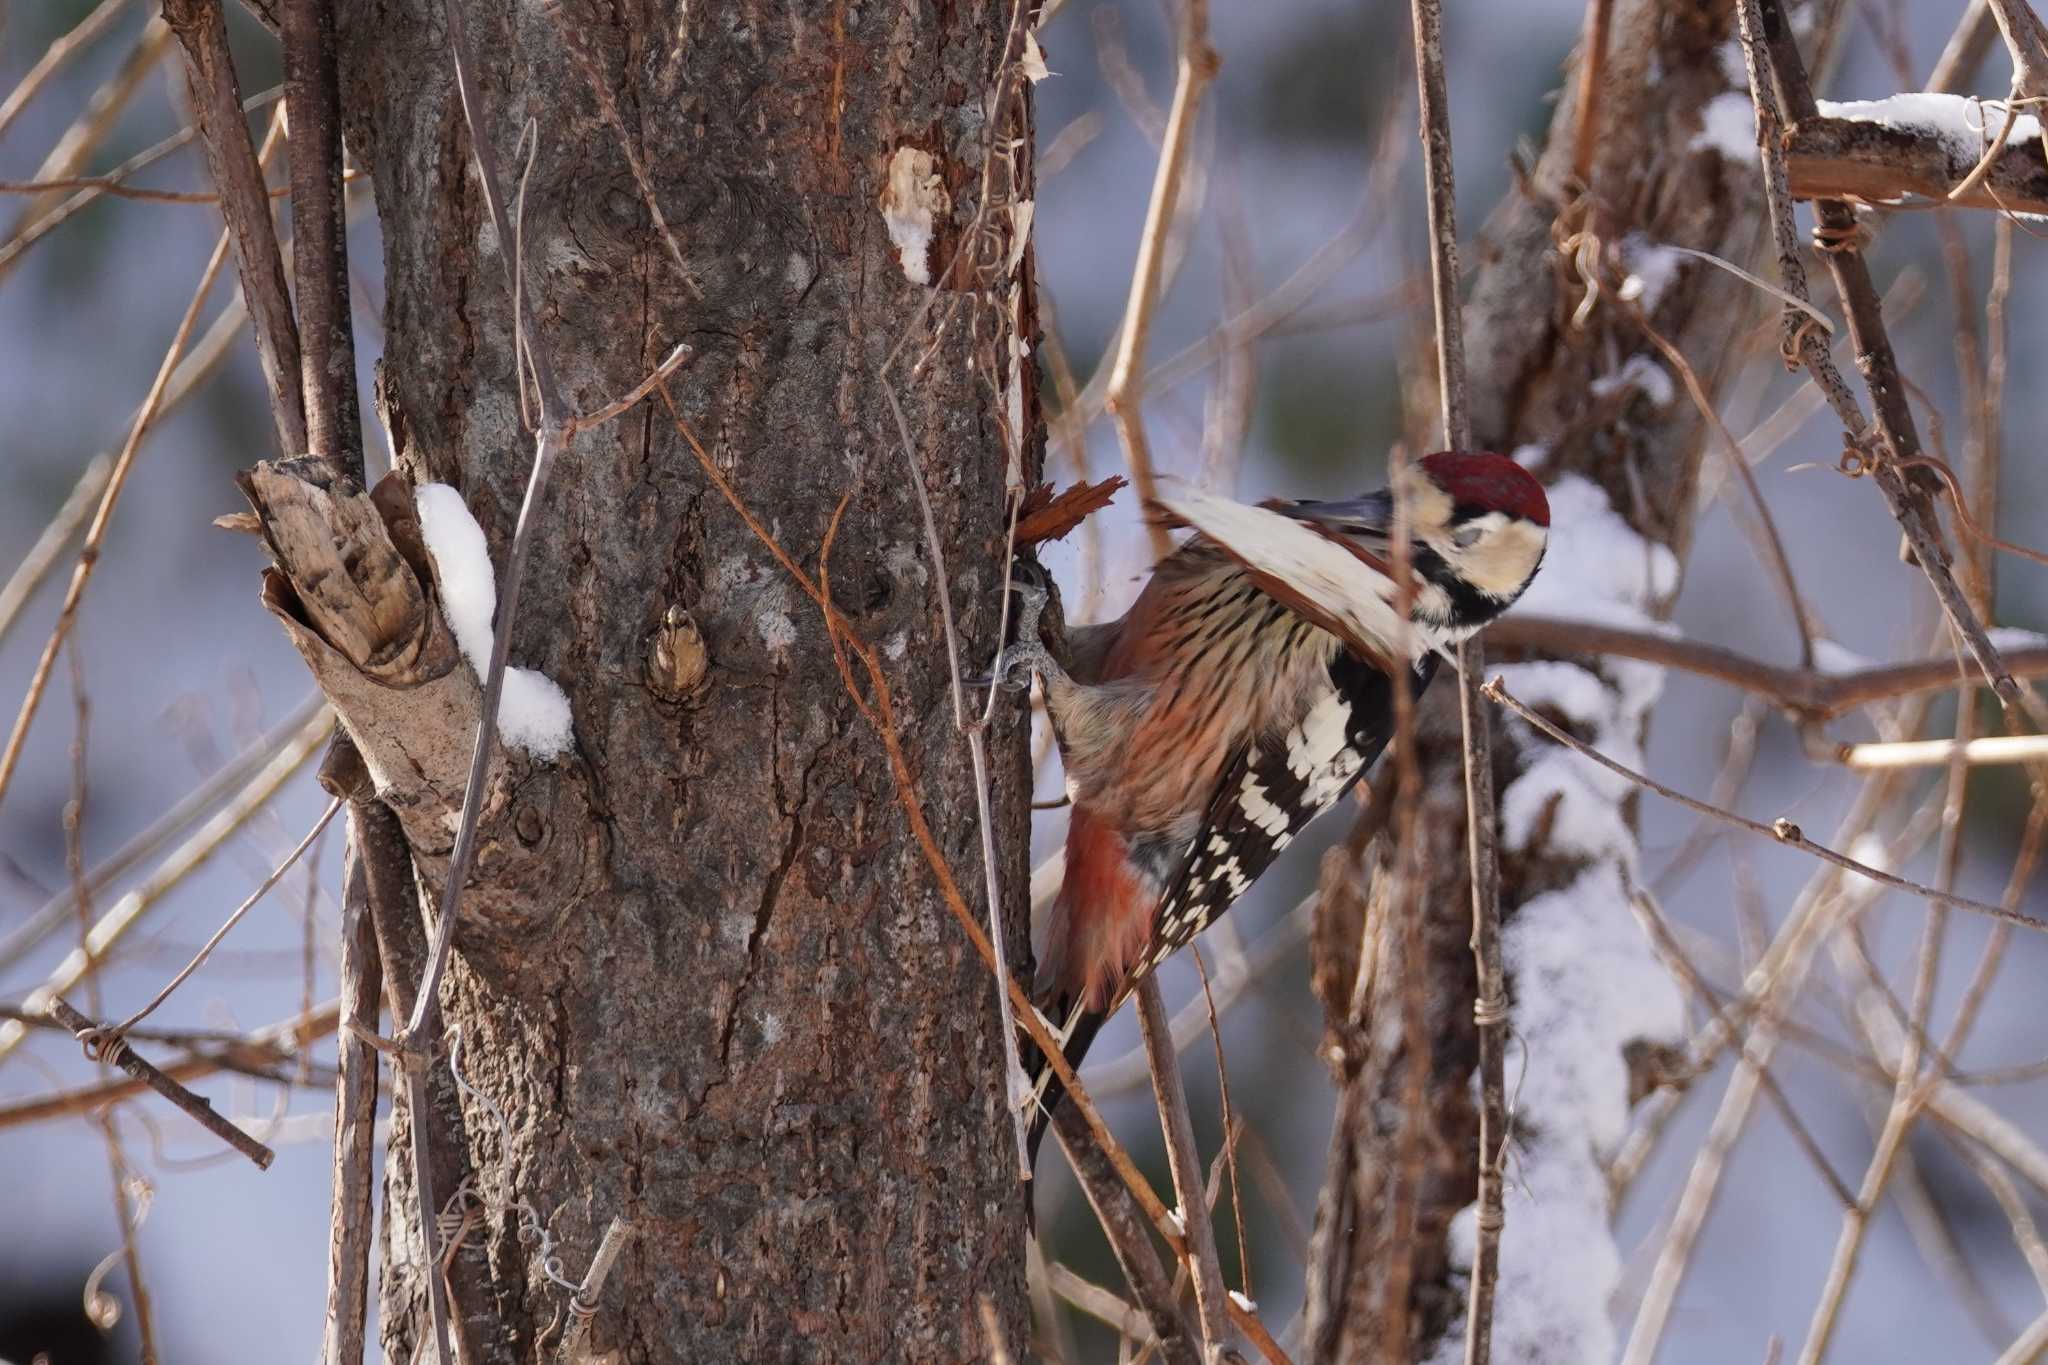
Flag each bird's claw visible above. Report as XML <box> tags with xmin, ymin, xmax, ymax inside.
<box><xmin>974</xmin><ymin>562</ymin><xmax>1053</xmax><ymax>691</ymax></box>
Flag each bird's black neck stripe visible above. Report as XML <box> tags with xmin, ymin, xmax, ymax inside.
<box><xmin>1411</xmin><ymin>544</ymin><xmax>1506</xmax><ymax>628</ymax></box>
<box><xmin>1327</xmin><ymin>647</ymin><xmax>1436</xmax><ymax>748</ymax></box>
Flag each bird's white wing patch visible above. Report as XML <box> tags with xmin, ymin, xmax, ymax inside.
<box><xmin>1151</xmin><ymin>478</ymin><xmax>1415</xmax><ymax>662</ymax></box>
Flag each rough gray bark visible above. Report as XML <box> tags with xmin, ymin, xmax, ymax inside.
<box><xmin>319</xmin><ymin>4</ymin><xmax>1039</xmax><ymax>1359</ymax></box>
<box><xmin>1304</xmin><ymin>1</ymin><xmax>1844</xmax><ymax>1358</ymax></box>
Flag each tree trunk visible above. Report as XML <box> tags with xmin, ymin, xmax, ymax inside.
<box><xmin>327</xmin><ymin>4</ymin><xmax>1038</xmax><ymax>1359</ymax></box>
<box><xmin>1305</xmin><ymin>1</ymin><xmax>1844</xmax><ymax>1359</ymax></box>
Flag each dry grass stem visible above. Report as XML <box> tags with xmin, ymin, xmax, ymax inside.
<box><xmin>1</xmin><ymin>16</ymin><xmax>174</xmax><ymax>286</ymax></box>
<box><xmin>0</xmin><ymin>0</ymin><xmax>132</xmax><ymax>142</ymax></box>
<box><xmin>1102</xmin><ymin>0</ymin><xmax>1217</xmax><ymax>560</ymax></box>
<box><xmin>0</xmin><ymin>695</ymin><xmax>327</xmax><ymax>975</ymax></box>
<box><xmin>0</xmin><ymin>705</ymin><xmax>332</xmax><ymax>1067</ymax></box>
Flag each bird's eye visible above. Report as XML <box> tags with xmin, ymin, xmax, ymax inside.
<box><xmin>1452</xmin><ymin>525</ymin><xmax>1484</xmax><ymax>550</ymax></box>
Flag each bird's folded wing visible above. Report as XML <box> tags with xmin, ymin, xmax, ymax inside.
<box><xmin>1148</xmin><ymin>477</ymin><xmax>1415</xmax><ymax>668</ymax></box>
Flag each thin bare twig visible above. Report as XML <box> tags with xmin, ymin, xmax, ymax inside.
<box><xmin>1834</xmin><ymin>733</ymin><xmax>2048</xmax><ymax>768</ymax></box>
<box><xmin>1569</xmin><ymin>0</ymin><xmax>1615</xmax><ymax>189</ymax></box>
<box><xmin>0</xmin><ymin>107</ymin><xmax>286</xmax><ymax>818</ymax></box>
<box><xmin>0</xmin><ymin>83</ymin><xmax>288</xmax><ymax>274</ymax></box>
<box><xmin>321</xmin><ymin>837</ymin><xmax>383</xmax><ymax>1365</ymax></box>
<box><xmin>1136</xmin><ymin>977</ymin><xmax>1230</xmax><ymax>1362</ymax></box>
<box><xmin>878</xmin><ymin>383</ymin><xmax>1033</xmax><ymax>1173</ymax></box>
<box><xmin>0</xmin><ymin>16</ymin><xmax>174</xmax><ymax>285</ymax></box>
<box><xmin>102</xmin><ymin>797</ymin><xmax>343</xmax><ymax>1040</ymax></box>
<box><xmin>1192</xmin><ymin>948</ymin><xmax>1252</xmax><ymax>1295</ymax></box>
<box><xmin>1049</xmin><ymin>1099</ymin><xmax>1203</xmax><ymax>1365</ymax></box>
<box><xmin>0</xmin><ymin>695</ymin><xmax>328</xmax><ymax>976</ymax></box>
<box><xmin>1931</xmin><ymin>0</ymin><xmax>2000</xmax><ymax>94</ymax></box>
<box><xmin>1484</xmin><ymin>614</ymin><xmax>2048</xmax><ymax>719</ymax></box>
<box><xmin>283</xmin><ymin>0</ymin><xmax>360</xmax><ymax>467</ymax></box>
<box><xmin>0</xmin><ymin>703</ymin><xmax>333</xmax><ymax>1067</ymax></box>
<box><xmin>558</xmin><ymin>1217</ymin><xmax>635</xmax><ymax>1364</ymax></box>
<box><xmin>0</xmin><ymin>455</ymin><xmax>110</xmax><ymax>649</ymax></box>
<box><xmin>1402</xmin><ymin>0</ymin><xmax>1507</xmax><ymax>1353</ymax></box>
<box><xmin>1485</xmin><ymin>677</ymin><xmax>2048</xmax><ymax>934</ymax></box>
<box><xmin>46</xmin><ymin>998</ymin><xmax>275</xmax><ymax>1168</ymax></box>
<box><xmin>0</xmin><ymin>1000</ymin><xmax>338</xmax><ymax>1130</ymax></box>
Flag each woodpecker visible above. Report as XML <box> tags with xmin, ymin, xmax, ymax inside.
<box><xmin>997</xmin><ymin>450</ymin><xmax>1550</xmax><ymax>1168</ymax></box>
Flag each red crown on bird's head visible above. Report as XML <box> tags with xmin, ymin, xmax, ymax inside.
<box><xmin>1418</xmin><ymin>450</ymin><xmax>1550</xmax><ymax>528</ymax></box>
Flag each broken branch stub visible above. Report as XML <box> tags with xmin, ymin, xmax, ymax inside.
<box><xmin>239</xmin><ymin>458</ymin><xmax>486</xmax><ymax>854</ymax></box>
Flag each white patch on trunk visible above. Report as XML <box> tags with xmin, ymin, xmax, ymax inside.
<box><xmin>878</xmin><ymin>146</ymin><xmax>949</xmax><ymax>286</ymax></box>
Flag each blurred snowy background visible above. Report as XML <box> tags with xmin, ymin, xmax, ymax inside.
<box><xmin>3</xmin><ymin>1</ymin><xmax>2045</xmax><ymax>1361</ymax></box>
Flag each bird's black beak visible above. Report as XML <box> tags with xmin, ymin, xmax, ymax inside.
<box><xmin>1267</xmin><ymin>490</ymin><xmax>1395</xmax><ymax>538</ymax></box>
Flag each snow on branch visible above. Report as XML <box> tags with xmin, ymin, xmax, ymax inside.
<box><xmin>415</xmin><ymin>483</ymin><xmax>573</xmax><ymax>761</ymax></box>
<box><xmin>1786</xmin><ymin>93</ymin><xmax>2048</xmax><ymax>217</ymax></box>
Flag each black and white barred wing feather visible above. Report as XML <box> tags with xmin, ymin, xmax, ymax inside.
<box><xmin>1137</xmin><ymin>657</ymin><xmax>1423</xmax><ymax>989</ymax></box>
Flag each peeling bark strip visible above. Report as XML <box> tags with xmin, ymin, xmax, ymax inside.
<box><xmin>311</xmin><ymin>3</ymin><xmax>1038</xmax><ymax>1360</ymax></box>
<box><xmin>1305</xmin><ymin>1</ymin><xmax>1841</xmax><ymax>1360</ymax></box>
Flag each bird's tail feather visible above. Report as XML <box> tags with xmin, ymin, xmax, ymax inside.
<box><xmin>1023</xmin><ymin>996</ymin><xmax>1108</xmax><ymax>1173</ymax></box>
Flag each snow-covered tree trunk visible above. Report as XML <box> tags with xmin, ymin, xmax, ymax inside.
<box><xmin>1304</xmin><ymin>2</ymin><xmax>1839</xmax><ymax>1358</ymax></box>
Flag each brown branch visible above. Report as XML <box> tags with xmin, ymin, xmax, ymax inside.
<box><xmin>0</xmin><ymin>1002</ymin><xmax>335</xmax><ymax>1129</ymax></box>
<box><xmin>1048</xmin><ymin>1100</ymin><xmax>1203</xmax><ymax>1365</ymax></box>
<box><xmin>354</xmin><ymin>795</ymin><xmax>479</xmax><ymax>1365</ymax></box>
<box><xmin>163</xmin><ymin>0</ymin><xmax>307</xmax><ymax>455</ymax></box>
<box><xmin>1784</xmin><ymin>115</ymin><xmax>2048</xmax><ymax>217</ymax></box>
<box><xmin>1135</xmin><ymin>977</ymin><xmax>1230</xmax><ymax>1360</ymax></box>
<box><xmin>1988</xmin><ymin>0</ymin><xmax>2048</xmax><ymax>100</ymax></box>
<box><xmin>1569</xmin><ymin>0</ymin><xmax>1615</xmax><ymax>189</ymax></box>
<box><xmin>320</xmin><ymin>830</ymin><xmax>384</xmax><ymax>1365</ymax></box>
<box><xmin>1749</xmin><ymin>0</ymin><xmax>2019</xmax><ymax>708</ymax></box>
<box><xmin>1931</xmin><ymin>0</ymin><xmax>2000</xmax><ymax>94</ymax></box>
<box><xmin>45</xmin><ymin>998</ymin><xmax>275</xmax><ymax>1168</ymax></box>
<box><xmin>1485</xmin><ymin>613</ymin><xmax>2048</xmax><ymax>719</ymax></box>
<box><xmin>282</xmin><ymin>0</ymin><xmax>362</xmax><ymax>469</ymax></box>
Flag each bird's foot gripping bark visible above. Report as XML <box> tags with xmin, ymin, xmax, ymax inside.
<box><xmin>978</xmin><ymin>562</ymin><xmax>1059</xmax><ymax>692</ymax></box>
